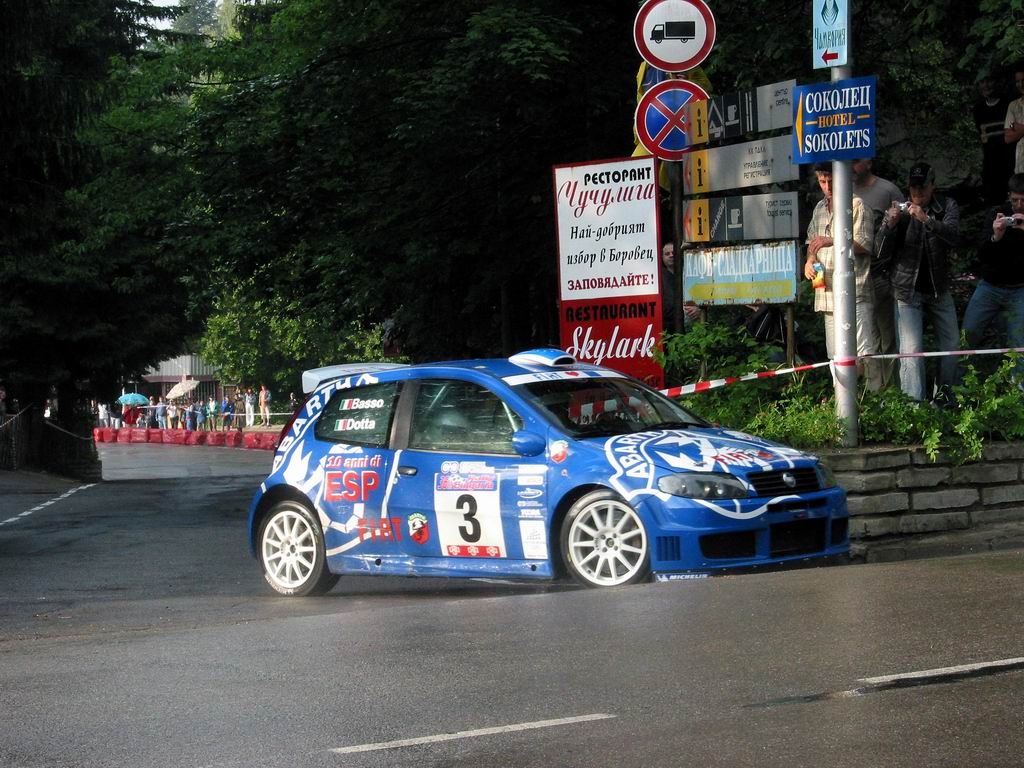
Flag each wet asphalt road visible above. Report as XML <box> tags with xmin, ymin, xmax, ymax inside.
<box><xmin>1</xmin><ymin>445</ymin><xmax>1023</xmax><ymax>767</ymax></box>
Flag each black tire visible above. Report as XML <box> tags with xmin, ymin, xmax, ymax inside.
<box><xmin>257</xmin><ymin>500</ymin><xmax>339</xmax><ymax>596</ymax></box>
<box><xmin>559</xmin><ymin>490</ymin><xmax>650</xmax><ymax>587</ymax></box>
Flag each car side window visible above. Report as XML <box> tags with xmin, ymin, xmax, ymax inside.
<box><xmin>315</xmin><ymin>382</ymin><xmax>399</xmax><ymax>447</ymax></box>
<box><xmin>408</xmin><ymin>380</ymin><xmax>523</xmax><ymax>454</ymax></box>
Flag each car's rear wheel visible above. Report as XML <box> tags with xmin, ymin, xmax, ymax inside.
<box><xmin>258</xmin><ymin>501</ymin><xmax>339</xmax><ymax>596</ymax></box>
<box><xmin>560</xmin><ymin>490</ymin><xmax>649</xmax><ymax>587</ymax></box>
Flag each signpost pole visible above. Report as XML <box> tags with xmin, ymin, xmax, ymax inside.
<box><xmin>669</xmin><ymin>161</ymin><xmax>685</xmax><ymax>333</ymax></box>
<box><xmin>831</xmin><ymin>63</ymin><xmax>858</xmax><ymax>446</ymax></box>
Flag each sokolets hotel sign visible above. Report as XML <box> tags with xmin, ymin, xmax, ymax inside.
<box><xmin>552</xmin><ymin>156</ymin><xmax>663</xmax><ymax>386</ymax></box>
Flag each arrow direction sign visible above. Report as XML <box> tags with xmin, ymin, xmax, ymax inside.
<box><xmin>684</xmin><ymin>192</ymin><xmax>800</xmax><ymax>243</ymax></box>
<box><xmin>792</xmin><ymin>76</ymin><xmax>877</xmax><ymax>163</ymax></box>
<box><xmin>687</xmin><ymin>80</ymin><xmax>795</xmax><ymax>147</ymax></box>
<box><xmin>682</xmin><ymin>134</ymin><xmax>798</xmax><ymax>195</ymax></box>
<box><xmin>813</xmin><ymin>0</ymin><xmax>849</xmax><ymax>69</ymax></box>
<box><xmin>683</xmin><ymin>240</ymin><xmax>799</xmax><ymax>305</ymax></box>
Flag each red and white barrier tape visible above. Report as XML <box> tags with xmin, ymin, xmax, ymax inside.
<box><xmin>661</xmin><ymin>361</ymin><xmax>832</xmax><ymax>397</ymax></box>
<box><xmin>660</xmin><ymin>346</ymin><xmax>1024</xmax><ymax>398</ymax></box>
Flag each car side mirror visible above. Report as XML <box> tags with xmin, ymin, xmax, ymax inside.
<box><xmin>512</xmin><ymin>430</ymin><xmax>546</xmax><ymax>457</ymax></box>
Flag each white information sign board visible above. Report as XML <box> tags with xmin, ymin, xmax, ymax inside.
<box><xmin>812</xmin><ymin>0</ymin><xmax>849</xmax><ymax>69</ymax></box>
<box><xmin>553</xmin><ymin>157</ymin><xmax>660</xmax><ymax>302</ymax></box>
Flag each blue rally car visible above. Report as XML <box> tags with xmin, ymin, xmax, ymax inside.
<box><xmin>248</xmin><ymin>349</ymin><xmax>848</xmax><ymax>595</ymax></box>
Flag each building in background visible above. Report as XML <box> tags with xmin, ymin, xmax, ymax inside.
<box><xmin>142</xmin><ymin>354</ymin><xmax>222</xmax><ymax>403</ymax></box>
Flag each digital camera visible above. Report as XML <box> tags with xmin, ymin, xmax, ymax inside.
<box><xmin>897</xmin><ymin>202</ymin><xmax>911</xmax><ymax>211</ymax></box>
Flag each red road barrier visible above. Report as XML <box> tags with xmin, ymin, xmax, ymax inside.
<box><xmin>92</xmin><ymin>426</ymin><xmax>277</xmax><ymax>451</ymax></box>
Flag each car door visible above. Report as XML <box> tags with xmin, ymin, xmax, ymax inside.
<box><xmin>310</xmin><ymin>379</ymin><xmax>405</xmax><ymax>570</ymax></box>
<box><xmin>385</xmin><ymin>377</ymin><xmax>550</xmax><ymax>576</ymax></box>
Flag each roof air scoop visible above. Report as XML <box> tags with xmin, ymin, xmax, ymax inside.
<box><xmin>509</xmin><ymin>348</ymin><xmax>577</xmax><ymax>367</ymax></box>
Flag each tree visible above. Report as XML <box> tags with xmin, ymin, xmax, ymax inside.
<box><xmin>0</xmin><ymin>1</ymin><xmax>178</xmax><ymax>420</ymax></box>
<box><xmin>172</xmin><ymin>0</ymin><xmax>219</xmax><ymax>38</ymax></box>
<box><xmin>187</xmin><ymin>0</ymin><xmax>639</xmax><ymax>377</ymax></box>
<box><xmin>218</xmin><ymin>0</ymin><xmax>239</xmax><ymax>38</ymax></box>
<box><xmin>6</xmin><ymin>0</ymin><xmax>1020</xmax><ymax>412</ymax></box>
<box><xmin>181</xmin><ymin>0</ymin><xmax>1024</xmax><ymax>382</ymax></box>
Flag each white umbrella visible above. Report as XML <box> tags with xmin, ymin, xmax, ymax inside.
<box><xmin>165</xmin><ymin>378</ymin><xmax>200</xmax><ymax>400</ymax></box>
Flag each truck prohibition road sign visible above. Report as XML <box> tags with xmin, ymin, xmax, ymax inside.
<box><xmin>635</xmin><ymin>79</ymin><xmax>709</xmax><ymax>161</ymax></box>
<box><xmin>634</xmin><ymin>0</ymin><xmax>717</xmax><ymax>73</ymax></box>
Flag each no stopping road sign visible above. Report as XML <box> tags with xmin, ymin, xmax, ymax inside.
<box><xmin>634</xmin><ymin>78</ymin><xmax>710</xmax><ymax>161</ymax></box>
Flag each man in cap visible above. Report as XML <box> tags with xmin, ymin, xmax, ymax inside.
<box><xmin>803</xmin><ymin>162</ymin><xmax>880</xmax><ymax>389</ymax></box>
<box><xmin>877</xmin><ymin>162</ymin><xmax>961</xmax><ymax>402</ymax></box>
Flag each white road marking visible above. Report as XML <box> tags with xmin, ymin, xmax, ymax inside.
<box><xmin>329</xmin><ymin>713</ymin><xmax>616</xmax><ymax>755</ymax></box>
<box><xmin>0</xmin><ymin>484</ymin><xmax>96</xmax><ymax>526</ymax></box>
<box><xmin>858</xmin><ymin>657</ymin><xmax>1024</xmax><ymax>686</ymax></box>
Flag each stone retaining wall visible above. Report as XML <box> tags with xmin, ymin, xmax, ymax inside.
<box><xmin>822</xmin><ymin>443</ymin><xmax>1024</xmax><ymax>558</ymax></box>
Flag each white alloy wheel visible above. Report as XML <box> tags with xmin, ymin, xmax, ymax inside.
<box><xmin>258</xmin><ymin>501</ymin><xmax>338</xmax><ymax>596</ymax></box>
<box><xmin>561</xmin><ymin>491</ymin><xmax>649</xmax><ymax>587</ymax></box>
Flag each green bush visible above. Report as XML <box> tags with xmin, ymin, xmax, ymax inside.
<box><xmin>857</xmin><ymin>386</ymin><xmax>944</xmax><ymax>452</ymax></box>
<box><xmin>744</xmin><ymin>391</ymin><xmax>844</xmax><ymax>449</ymax></box>
<box><xmin>660</xmin><ymin>320</ymin><xmax>841</xmax><ymax>447</ymax></box>
<box><xmin>859</xmin><ymin>355</ymin><xmax>1024</xmax><ymax>462</ymax></box>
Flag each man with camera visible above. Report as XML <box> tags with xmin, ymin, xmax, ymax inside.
<box><xmin>962</xmin><ymin>173</ymin><xmax>1024</xmax><ymax>377</ymax></box>
<box><xmin>877</xmin><ymin>162</ymin><xmax>961</xmax><ymax>402</ymax></box>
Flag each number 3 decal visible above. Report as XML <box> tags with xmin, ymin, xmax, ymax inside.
<box><xmin>434</xmin><ymin>475</ymin><xmax>505</xmax><ymax>557</ymax></box>
<box><xmin>457</xmin><ymin>494</ymin><xmax>481</xmax><ymax>542</ymax></box>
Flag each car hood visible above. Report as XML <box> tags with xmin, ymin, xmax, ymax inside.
<box><xmin>580</xmin><ymin>426</ymin><xmax>818</xmax><ymax>482</ymax></box>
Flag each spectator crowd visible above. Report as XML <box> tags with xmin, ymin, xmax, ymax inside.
<box><xmin>92</xmin><ymin>384</ymin><xmax>294</xmax><ymax>431</ymax></box>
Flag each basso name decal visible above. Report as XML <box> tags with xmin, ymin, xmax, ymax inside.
<box><xmin>273</xmin><ymin>372</ymin><xmax>381</xmax><ymax>471</ymax></box>
<box><xmin>341</xmin><ymin>397</ymin><xmax>385</xmax><ymax>410</ymax></box>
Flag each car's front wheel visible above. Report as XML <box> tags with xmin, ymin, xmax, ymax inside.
<box><xmin>258</xmin><ymin>501</ymin><xmax>339</xmax><ymax>596</ymax></box>
<box><xmin>560</xmin><ymin>490</ymin><xmax>649</xmax><ymax>587</ymax></box>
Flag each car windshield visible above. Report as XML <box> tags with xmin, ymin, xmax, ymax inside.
<box><xmin>517</xmin><ymin>377</ymin><xmax>708</xmax><ymax>438</ymax></box>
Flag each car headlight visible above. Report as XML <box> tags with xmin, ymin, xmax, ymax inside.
<box><xmin>657</xmin><ymin>472</ymin><xmax>749</xmax><ymax>499</ymax></box>
<box><xmin>815</xmin><ymin>462</ymin><xmax>837</xmax><ymax>489</ymax></box>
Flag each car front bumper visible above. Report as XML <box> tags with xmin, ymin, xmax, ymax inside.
<box><xmin>639</xmin><ymin>486</ymin><xmax>849</xmax><ymax>574</ymax></box>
